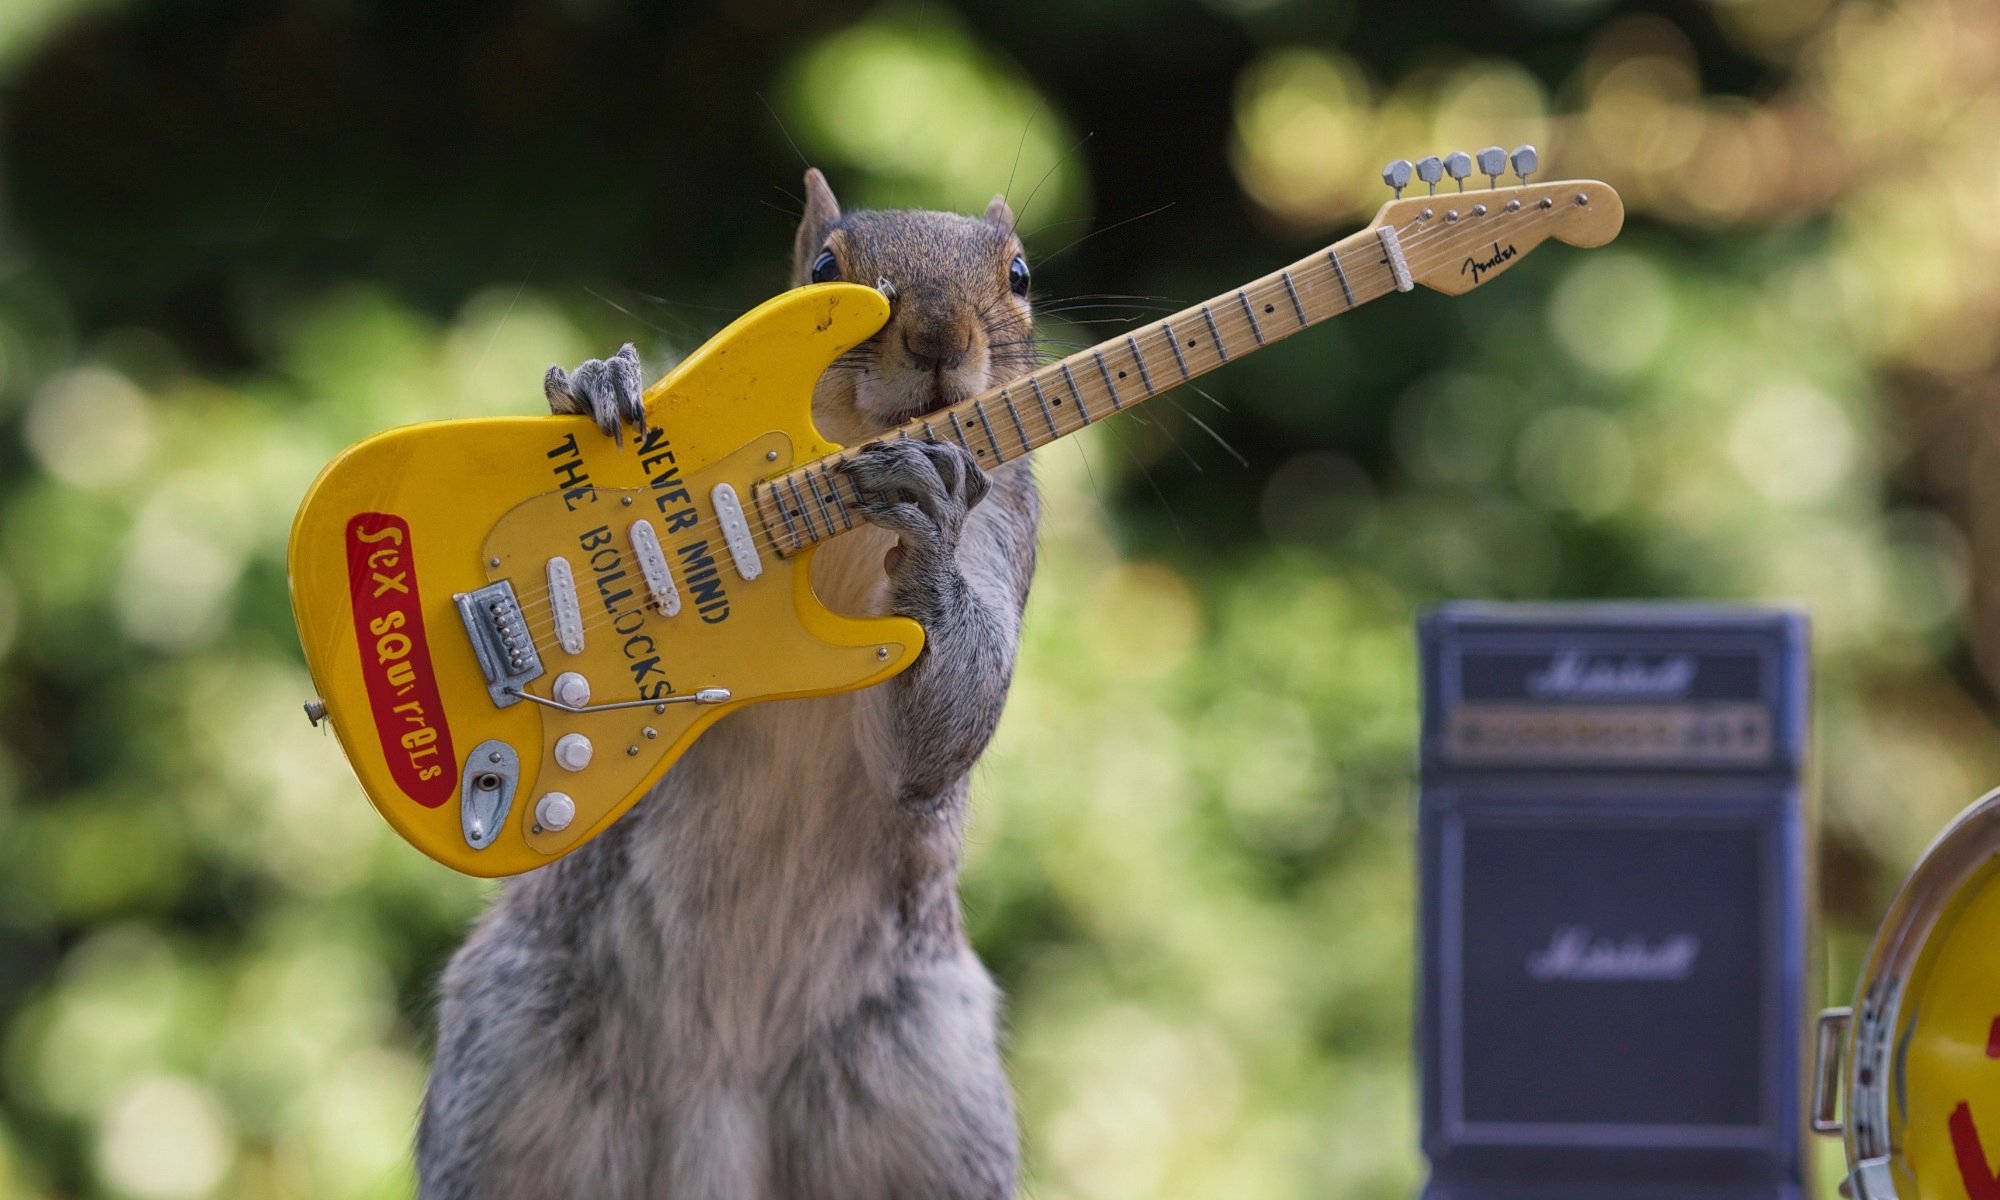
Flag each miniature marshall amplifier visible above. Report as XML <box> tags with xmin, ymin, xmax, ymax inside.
<box><xmin>1417</xmin><ymin>604</ymin><xmax>1809</xmax><ymax>1200</ymax></box>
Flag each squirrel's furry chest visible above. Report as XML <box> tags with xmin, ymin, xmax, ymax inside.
<box><xmin>500</xmin><ymin>522</ymin><xmax>939</xmax><ymax>1068</ymax></box>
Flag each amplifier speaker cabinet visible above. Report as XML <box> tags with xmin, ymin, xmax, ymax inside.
<box><xmin>1417</xmin><ymin>604</ymin><xmax>1809</xmax><ymax>1200</ymax></box>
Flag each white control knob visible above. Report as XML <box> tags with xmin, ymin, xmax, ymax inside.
<box><xmin>535</xmin><ymin>791</ymin><xmax>576</xmax><ymax>832</ymax></box>
<box><xmin>553</xmin><ymin>671</ymin><xmax>591</xmax><ymax>709</ymax></box>
<box><xmin>554</xmin><ymin>733</ymin><xmax>593</xmax><ymax>771</ymax></box>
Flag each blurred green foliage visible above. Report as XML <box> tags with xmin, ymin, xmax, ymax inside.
<box><xmin>1</xmin><ymin>0</ymin><xmax>1997</xmax><ymax>1197</ymax></box>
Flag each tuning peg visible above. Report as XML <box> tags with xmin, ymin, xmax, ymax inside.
<box><xmin>1443</xmin><ymin>151</ymin><xmax>1473</xmax><ymax>192</ymax></box>
<box><xmin>1510</xmin><ymin>144</ymin><xmax>1538</xmax><ymax>184</ymax></box>
<box><xmin>1477</xmin><ymin>146</ymin><xmax>1506</xmax><ymax>188</ymax></box>
<box><xmin>1415</xmin><ymin>155</ymin><xmax>1444</xmax><ymax>195</ymax></box>
<box><xmin>1382</xmin><ymin>159</ymin><xmax>1413</xmax><ymax>199</ymax></box>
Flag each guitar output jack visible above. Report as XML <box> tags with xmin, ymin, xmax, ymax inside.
<box><xmin>460</xmin><ymin>741</ymin><xmax>519</xmax><ymax>851</ymax></box>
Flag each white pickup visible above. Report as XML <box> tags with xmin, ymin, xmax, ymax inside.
<box><xmin>545</xmin><ymin>556</ymin><xmax>584</xmax><ymax>654</ymax></box>
<box><xmin>628</xmin><ymin>520</ymin><xmax>682</xmax><ymax>617</ymax></box>
<box><xmin>710</xmin><ymin>483</ymin><xmax>763</xmax><ymax>581</ymax></box>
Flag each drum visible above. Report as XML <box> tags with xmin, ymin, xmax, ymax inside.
<box><xmin>1815</xmin><ymin>788</ymin><xmax>2000</xmax><ymax>1200</ymax></box>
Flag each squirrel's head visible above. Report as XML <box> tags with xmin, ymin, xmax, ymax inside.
<box><xmin>792</xmin><ymin>169</ymin><xmax>1033</xmax><ymax>441</ymax></box>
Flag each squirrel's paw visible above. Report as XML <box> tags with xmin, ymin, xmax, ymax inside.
<box><xmin>838</xmin><ymin>440</ymin><xmax>990</xmax><ymax>572</ymax></box>
<box><xmin>545</xmin><ymin>343</ymin><xmax>646</xmax><ymax>446</ymax></box>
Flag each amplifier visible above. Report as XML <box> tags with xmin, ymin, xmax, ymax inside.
<box><xmin>1417</xmin><ymin>604</ymin><xmax>1810</xmax><ymax>1200</ymax></box>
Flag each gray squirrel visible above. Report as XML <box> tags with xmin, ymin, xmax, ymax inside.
<box><xmin>415</xmin><ymin>169</ymin><xmax>1040</xmax><ymax>1199</ymax></box>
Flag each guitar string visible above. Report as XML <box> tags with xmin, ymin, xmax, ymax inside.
<box><xmin>510</xmin><ymin>192</ymin><xmax>1528</xmax><ymax>626</ymax></box>
<box><xmin>498</xmin><ymin>201</ymin><xmax>1576</xmax><ymax>650</ymax></box>
<box><xmin>502</xmin><ymin>198</ymin><xmax>1570</xmax><ymax>650</ymax></box>
<box><xmin>579</xmin><ymin>194</ymin><xmax>1538</xmax><ymax>580</ymax></box>
<box><xmin>752</xmin><ymin>193</ymin><xmax>1571</xmax><ymax>545</ymax></box>
<box><xmin>501</xmin><ymin>200</ymin><xmax>1572</xmax><ymax>654</ymax></box>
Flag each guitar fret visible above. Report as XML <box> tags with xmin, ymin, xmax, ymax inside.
<box><xmin>1328</xmin><ymin>247</ymin><xmax>1355</xmax><ymax>308</ymax></box>
<box><xmin>1281</xmin><ymin>271</ymin><xmax>1308</xmax><ymax>326</ymax></box>
<box><xmin>836</xmin><ymin>466</ymin><xmax>860</xmax><ymax>528</ymax></box>
<box><xmin>1202</xmin><ymin>305</ymin><xmax>1228</xmax><ymax>362</ymax></box>
<box><xmin>767</xmin><ymin>483</ymin><xmax>801</xmax><ymax>548</ymax></box>
<box><xmin>947</xmin><ymin>409</ymin><xmax>974</xmax><ymax>455</ymax></box>
<box><xmin>784</xmin><ymin>476</ymin><xmax>819</xmax><ymax>541</ymax></box>
<box><xmin>1238</xmin><ymin>290</ymin><xmax>1265</xmax><ymax>345</ymax></box>
<box><xmin>1126</xmin><ymin>334</ymin><xmax>1157</xmax><ymax>393</ymax></box>
<box><xmin>817</xmin><ymin>464</ymin><xmax>854</xmax><ymax>529</ymax></box>
<box><xmin>1093</xmin><ymin>349</ymin><xmax>1122</xmax><ymax>409</ymax></box>
<box><xmin>804</xmin><ymin>468</ymin><xmax>836</xmax><ymax>532</ymax></box>
<box><xmin>835</xmin><ymin>466</ymin><xmax>870</xmax><ymax>523</ymax></box>
<box><xmin>1029</xmin><ymin>377</ymin><xmax>1061</xmax><ymax>437</ymax></box>
<box><xmin>1001</xmin><ymin>389</ymin><xmax>1030</xmax><ymax>447</ymax></box>
<box><xmin>922</xmin><ymin>420</ymin><xmax>939</xmax><ymax>442</ymax></box>
<box><xmin>1058</xmin><ymin>362</ymin><xmax>1092</xmax><ymax>425</ymax></box>
<box><xmin>973</xmin><ymin>398</ymin><xmax>1005</xmax><ymax>461</ymax></box>
<box><xmin>1162</xmin><ymin>319</ymin><xmax>1192</xmax><ymax>379</ymax></box>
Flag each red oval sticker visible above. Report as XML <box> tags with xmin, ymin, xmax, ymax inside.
<box><xmin>345</xmin><ymin>513</ymin><xmax>457</xmax><ymax>807</ymax></box>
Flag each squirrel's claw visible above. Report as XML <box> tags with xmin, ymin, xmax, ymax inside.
<box><xmin>839</xmin><ymin>440</ymin><xmax>989</xmax><ymax>580</ymax></box>
<box><xmin>545</xmin><ymin>343</ymin><xmax>646</xmax><ymax>447</ymax></box>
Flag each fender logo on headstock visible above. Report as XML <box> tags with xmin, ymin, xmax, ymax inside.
<box><xmin>346</xmin><ymin>513</ymin><xmax>456</xmax><ymax>807</ymax></box>
<box><xmin>1462</xmin><ymin>241</ymin><xmax>1520</xmax><ymax>286</ymax></box>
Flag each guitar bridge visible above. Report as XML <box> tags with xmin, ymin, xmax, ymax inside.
<box><xmin>453</xmin><ymin>580</ymin><xmax>545</xmax><ymax>707</ymax></box>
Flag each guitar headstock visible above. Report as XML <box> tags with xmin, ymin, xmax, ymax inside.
<box><xmin>1369</xmin><ymin>146</ymin><xmax>1624</xmax><ymax>296</ymax></box>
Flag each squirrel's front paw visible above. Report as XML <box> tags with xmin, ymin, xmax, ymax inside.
<box><xmin>838</xmin><ymin>440</ymin><xmax>990</xmax><ymax>578</ymax></box>
<box><xmin>545</xmin><ymin>343</ymin><xmax>645</xmax><ymax>446</ymax></box>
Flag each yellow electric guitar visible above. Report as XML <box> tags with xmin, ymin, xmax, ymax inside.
<box><xmin>290</xmin><ymin>151</ymin><xmax>1624</xmax><ymax>876</ymax></box>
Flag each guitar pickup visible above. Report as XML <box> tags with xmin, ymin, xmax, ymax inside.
<box><xmin>628</xmin><ymin>520</ymin><xmax>682</xmax><ymax>616</ymax></box>
<box><xmin>453</xmin><ymin>580</ymin><xmax>545</xmax><ymax>707</ymax></box>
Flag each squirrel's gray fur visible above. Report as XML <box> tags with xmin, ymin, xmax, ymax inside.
<box><xmin>416</xmin><ymin>169</ymin><xmax>1040</xmax><ymax>1199</ymax></box>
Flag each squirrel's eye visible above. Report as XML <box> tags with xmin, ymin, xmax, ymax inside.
<box><xmin>1007</xmin><ymin>255</ymin><xmax>1030</xmax><ymax>298</ymax></box>
<box><xmin>810</xmin><ymin>249</ymin><xmax>842</xmax><ymax>284</ymax></box>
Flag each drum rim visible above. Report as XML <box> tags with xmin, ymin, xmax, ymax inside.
<box><xmin>1842</xmin><ymin>785</ymin><xmax>2000</xmax><ymax>1197</ymax></box>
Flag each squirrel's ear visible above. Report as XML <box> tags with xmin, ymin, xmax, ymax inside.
<box><xmin>794</xmin><ymin>168</ymin><xmax>842</xmax><ymax>280</ymax></box>
<box><xmin>983</xmin><ymin>193</ymin><xmax>1016</xmax><ymax>232</ymax></box>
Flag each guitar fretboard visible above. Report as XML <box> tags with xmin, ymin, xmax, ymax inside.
<box><xmin>751</xmin><ymin>207</ymin><xmax>1479</xmax><ymax>555</ymax></box>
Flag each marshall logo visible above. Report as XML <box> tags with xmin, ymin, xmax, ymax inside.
<box><xmin>1526</xmin><ymin>650</ymin><xmax>1697</xmax><ymax>700</ymax></box>
<box><xmin>1527</xmin><ymin>925</ymin><xmax>1701</xmax><ymax>982</ymax></box>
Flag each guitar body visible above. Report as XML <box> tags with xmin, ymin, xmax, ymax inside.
<box><xmin>289</xmin><ymin>283</ymin><xmax>921</xmax><ymax>877</ymax></box>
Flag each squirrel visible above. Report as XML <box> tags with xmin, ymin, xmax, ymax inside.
<box><xmin>415</xmin><ymin>168</ymin><xmax>1041</xmax><ymax>1200</ymax></box>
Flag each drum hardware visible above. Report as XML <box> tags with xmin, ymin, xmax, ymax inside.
<box><xmin>1814</xmin><ymin>788</ymin><xmax>2000</xmax><ymax>1200</ymax></box>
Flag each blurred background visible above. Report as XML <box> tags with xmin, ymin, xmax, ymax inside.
<box><xmin>0</xmin><ymin>0</ymin><xmax>1995</xmax><ymax>1196</ymax></box>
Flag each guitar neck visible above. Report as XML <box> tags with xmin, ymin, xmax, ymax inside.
<box><xmin>754</xmin><ymin>225</ymin><xmax>1400</xmax><ymax>556</ymax></box>
<box><xmin>754</xmin><ymin>175</ymin><xmax>1624</xmax><ymax>556</ymax></box>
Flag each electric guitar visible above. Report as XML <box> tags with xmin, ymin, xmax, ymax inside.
<box><xmin>290</xmin><ymin>150</ymin><xmax>1624</xmax><ymax>876</ymax></box>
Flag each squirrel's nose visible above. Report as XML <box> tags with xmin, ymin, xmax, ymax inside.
<box><xmin>902</xmin><ymin>325</ymin><xmax>971</xmax><ymax>374</ymax></box>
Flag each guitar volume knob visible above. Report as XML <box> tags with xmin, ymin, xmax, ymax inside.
<box><xmin>553</xmin><ymin>672</ymin><xmax>591</xmax><ymax>709</ymax></box>
<box><xmin>554</xmin><ymin>733</ymin><xmax>593</xmax><ymax>772</ymax></box>
<box><xmin>535</xmin><ymin>792</ymin><xmax>576</xmax><ymax>832</ymax></box>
